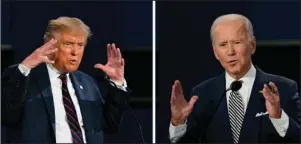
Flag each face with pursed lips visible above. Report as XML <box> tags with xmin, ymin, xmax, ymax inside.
<box><xmin>50</xmin><ymin>31</ymin><xmax>87</xmax><ymax>73</ymax></box>
<box><xmin>212</xmin><ymin>20</ymin><xmax>256</xmax><ymax>78</ymax></box>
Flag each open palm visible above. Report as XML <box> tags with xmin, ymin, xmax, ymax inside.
<box><xmin>95</xmin><ymin>43</ymin><xmax>125</xmax><ymax>84</ymax></box>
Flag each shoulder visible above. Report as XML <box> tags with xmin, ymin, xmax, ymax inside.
<box><xmin>72</xmin><ymin>70</ymin><xmax>97</xmax><ymax>85</ymax></box>
<box><xmin>192</xmin><ymin>74</ymin><xmax>223</xmax><ymax>92</ymax></box>
<box><xmin>264</xmin><ymin>72</ymin><xmax>298</xmax><ymax>91</ymax></box>
<box><xmin>265</xmin><ymin>72</ymin><xmax>296</xmax><ymax>86</ymax></box>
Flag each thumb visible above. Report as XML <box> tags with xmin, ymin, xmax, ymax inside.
<box><xmin>188</xmin><ymin>95</ymin><xmax>199</xmax><ymax>106</ymax></box>
<box><xmin>94</xmin><ymin>63</ymin><xmax>106</xmax><ymax>71</ymax></box>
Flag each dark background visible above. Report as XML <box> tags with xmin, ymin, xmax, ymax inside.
<box><xmin>1</xmin><ymin>1</ymin><xmax>152</xmax><ymax>143</ymax></box>
<box><xmin>156</xmin><ymin>1</ymin><xmax>300</xmax><ymax>142</ymax></box>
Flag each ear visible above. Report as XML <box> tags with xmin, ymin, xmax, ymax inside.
<box><xmin>213</xmin><ymin>46</ymin><xmax>220</xmax><ymax>60</ymax></box>
<box><xmin>250</xmin><ymin>36</ymin><xmax>256</xmax><ymax>55</ymax></box>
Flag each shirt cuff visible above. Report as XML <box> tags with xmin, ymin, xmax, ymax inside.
<box><xmin>269</xmin><ymin>109</ymin><xmax>289</xmax><ymax>137</ymax></box>
<box><xmin>109</xmin><ymin>79</ymin><xmax>128</xmax><ymax>92</ymax></box>
<box><xmin>18</xmin><ymin>64</ymin><xmax>31</xmax><ymax>76</ymax></box>
<box><xmin>169</xmin><ymin>121</ymin><xmax>187</xmax><ymax>143</ymax></box>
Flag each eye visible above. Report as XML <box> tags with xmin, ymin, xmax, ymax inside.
<box><xmin>64</xmin><ymin>42</ymin><xmax>72</xmax><ymax>47</ymax></box>
<box><xmin>219</xmin><ymin>43</ymin><xmax>226</xmax><ymax>47</ymax></box>
<box><xmin>233</xmin><ymin>41</ymin><xmax>241</xmax><ymax>44</ymax></box>
<box><xmin>78</xmin><ymin>43</ymin><xmax>84</xmax><ymax>47</ymax></box>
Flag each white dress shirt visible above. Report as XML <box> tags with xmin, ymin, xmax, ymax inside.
<box><xmin>169</xmin><ymin>64</ymin><xmax>289</xmax><ymax>143</ymax></box>
<box><xmin>18</xmin><ymin>64</ymin><xmax>127</xmax><ymax>143</ymax></box>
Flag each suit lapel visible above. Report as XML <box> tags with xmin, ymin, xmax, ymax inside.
<box><xmin>239</xmin><ymin>67</ymin><xmax>267</xmax><ymax>143</ymax></box>
<box><xmin>69</xmin><ymin>72</ymin><xmax>93</xmax><ymax>142</ymax></box>
<box><xmin>214</xmin><ymin>73</ymin><xmax>233</xmax><ymax>143</ymax></box>
<box><xmin>35</xmin><ymin>64</ymin><xmax>56</xmax><ymax>137</ymax></box>
<box><xmin>204</xmin><ymin>73</ymin><xmax>232</xmax><ymax>143</ymax></box>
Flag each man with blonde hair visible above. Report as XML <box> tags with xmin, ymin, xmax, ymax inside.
<box><xmin>169</xmin><ymin>14</ymin><xmax>300</xmax><ymax>143</ymax></box>
<box><xmin>2</xmin><ymin>16</ymin><xmax>130</xmax><ymax>144</ymax></box>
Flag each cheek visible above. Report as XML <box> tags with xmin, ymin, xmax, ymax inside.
<box><xmin>216</xmin><ymin>49</ymin><xmax>228</xmax><ymax>62</ymax></box>
<box><xmin>78</xmin><ymin>50</ymin><xmax>85</xmax><ymax>59</ymax></box>
<box><xmin>57</xmin><ymin>50</ymin><xmax>70</xmax><ymax>62</ymax></box>
<box><xmin>236</xmin><ymin>47</ymin><xmax>251</xmax><ymax>63</ymax></box>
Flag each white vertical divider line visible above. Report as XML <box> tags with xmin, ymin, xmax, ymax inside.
<box><xmin>152</xmin><ymin>1</ymin><xmax>156</xmax><ymax>143</ymax></box>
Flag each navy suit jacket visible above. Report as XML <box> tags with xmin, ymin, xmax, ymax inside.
<box><xmin>177</xmin><ymin>67</ymin><xmax>300</xmax><ymax>143</ymax></box>
<box><xmin>2</xmin><ymin>63</ymin><xmax>130</xmax><ymax>143</ymax></box>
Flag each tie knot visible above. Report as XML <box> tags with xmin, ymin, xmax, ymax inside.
<box><xmin>59</xmin><ymin>73</ymin><xmax>67</xmax><ymax>82</ymax></box>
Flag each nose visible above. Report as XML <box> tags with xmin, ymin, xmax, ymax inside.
<box><xmin>71</xmin><ymin>46</ymin><xmax>80</xmax><ymax>56</ymax></box>
<box><xmin>226</xmin><ymin>43</ymin><xmax>235</xmax><ymax>56</ymax></box>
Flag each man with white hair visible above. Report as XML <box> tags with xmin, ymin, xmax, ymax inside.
<box><xmin>2</xmin><ymin>16</ymin><xmax>130</xmax><ymax>144</ymax></box>
<box><xmin>169</xmin><ymin>14</ymin><xmax>300</xmax><ymax>143</ymax></box>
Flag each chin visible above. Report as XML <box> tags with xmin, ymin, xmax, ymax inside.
<box><xmin>227</xmin><ymin>66</ymin><xmax>242</xmax><ymax>75</ymax></box>
<box><xmin>65</xmin><ymin>65</ymin><xmax>79</xmax><ymax>72</ymax></box>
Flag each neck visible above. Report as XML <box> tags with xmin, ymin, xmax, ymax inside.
<box><xmin>228</xmin><ymin>62</ymin><xmax>252</xmax><ymax>80</ymax></box>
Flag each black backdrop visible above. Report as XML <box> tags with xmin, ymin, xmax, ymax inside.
<box><xmin>1</xmin><ymin>1</ymin><xmax>152</xmax><ymax>143</ymax></box>
<box><xmin>156</xmin><ymin>1</ymin><xmax>300</xmax><ymax>142</ymax></box>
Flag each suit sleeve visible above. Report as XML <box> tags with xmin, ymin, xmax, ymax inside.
<box><xmin>175</xmin><ymin>108</ymin><xmax>202</xmax><ymax>143</ymax></box>
<box><xmin>283</xmin><ymin>81</ymin><xmax>300</xmax><ymax>142</ymax></box>
<box><xmin>103</xmin><ymin>82</ymin><xmax>130</xmax><ymax>133</ymax></box>
<box><xmin>174</xmin><ymin>87</ymin><xmax>210</xmax><ymax>143</ymax></box>
<box><xmin>91</xmin><ymin>75</ymin><xmax>131</xmax><ymax>133</ymax></box>
<box><xmin>1</xmin><ymin>64</ymin><xmax>29</xmax><ymax>125</ymax></box>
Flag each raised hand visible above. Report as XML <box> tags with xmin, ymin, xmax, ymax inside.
<box><xmin>260</xmin><ymin>82</ymin><xmax>282</xmax><ymax>118</ymax></box>
<box><xmin>170</xmin><ymin>80</ymin><xmax>198</xmax><ymax>126</ymax></box>
<box><xmin>94</xmin><ymin>43</ymin><xmax>125</xmax><ymax>84</ymax></box>
<box><xmin>21</xmin><ymin>39</ymin><xmax>58</xmax><ymax>69</ymax></box>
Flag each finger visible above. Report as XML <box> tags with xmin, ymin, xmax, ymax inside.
<box><xmin>177</xmin><ymin>80</ymin><xmax>184</xmax><ymax>95</ymax></box>
<box><xmin>121</xmin><ymin>58</ymin><xmax>125</xmax><ymax>66</ymax></box>
<box><xmin>174</xmin><ymin>80</ymin><xmax>182</xmax><ymax>96</ymax></box>
<box><xmin>94</xmin><ymin>63</ymin><xmax>105</xmax><ymax>71</ymax></box>
<box><xmin>264</xmin><ymin>84</ymin><xmax>276</xmax><ymax>99</ymax></box>
<box><xmin>111</xmin><ymin>43</ymin><xmax>117</xmax><ymax>57</ymax></box>
<box><xmin>187</xmin><ymin>96</ymin><xmax>198</xmax><ymax>110</ymax></box>
<box><xmin>42</xmin><ymin>39</ymin><xmax>57</xmax><ymax>51</ymax></box>
<box><xmin>170</xmin><ymin>93</ymin><xmax>175</xmax><ymax>106</ymax></box>
<box><xmin>44</xmin><ymin>59</ymin><xmax>55</xmax><ymax>64</ymax></box>
<box><xmin>172</xmin><ymin>81</ymin><xmax>179</xmax><ymax>97</ymax></box>
<box><xmin>188</xmin><ymin>96</ymin><xmax>198</xmax><ymax>106</ymax></box>
<box><xmin>44</xmin><ymin>48</ymin><xmax>58</xmax><ymax>55</ymax></box>
<box><xmin>42</xmin><ymin>38</ymin><xmax>54</xmax><ymax>48</ymax></box>
<box><xmin>117</xmin><ymin>48</ymin><xmax>122</xmax><ymax>62</ymax></box>
<box><xmin>38</xmin><ymin>39</ymin><xmax>53</xmax><ymax>52</ymax></box>
<box><xmin>42</xmin><ymin>56</ymin><xmax>55</xmax><ymax>64</ymax></box>
<box><xmin>174</xmin><ymin>80</ymin><xmax>183</xmax><ymax>95</ymax></box>
<box><xmin>172</xmin><ymin>80</ymin><xmax>182</xmax><ymax>101</ymax></box>
<box><xmin>107</xmin><ymin>44</ymin><xmax>112</xmax><ymax>60</ymax></box>
<box><xmin>171</xmin><ymin>83</ymin><xmax>177</xmax><ymax>99</ymax></box>
<box><xmin>262</xmin><ymin>87</ymin><xmax>274</xmax><ymax>102</ymax></box>
<box><xmin>264</xmin><ymin>84</ymin><xmax>272</xmax><ymax>94</ymax></box>
<box><xmin>268</xmin><ymin>82</ymin><xmax>278</xmax><ymax>93</ymax></box>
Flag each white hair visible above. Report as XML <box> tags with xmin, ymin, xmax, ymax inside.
<box><xmin>210</xmin><ymin>14</ymin><xmax>254</xmax><ymax>43</ymax></box>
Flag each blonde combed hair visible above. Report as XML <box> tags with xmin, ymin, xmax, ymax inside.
<box><xmin>43</xmin><ymin>16</ymin><xmax>92</xmax><ymax>41</ymax></box>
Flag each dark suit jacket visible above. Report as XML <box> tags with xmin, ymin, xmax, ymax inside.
<box><xmin>177</xmin><ymin>67</ymin><xmax>300</xmax><ymax>143</ymax></box>
<box><xmin>2</xmin><ymin>63</ymin><xmax>130</xmax><ymax>144</ymax></box>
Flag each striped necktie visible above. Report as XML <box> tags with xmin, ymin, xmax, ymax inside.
<box><xmin>59</xmin><ymin>74</ymin><xmax>84</xmax><ymax>144</ymax></box>
<box><xmin>228</xmin><ymin>91</ymin><xmax>244</xmax><ymax>144</ymax></box>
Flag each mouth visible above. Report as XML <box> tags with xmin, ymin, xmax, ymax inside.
<box><xmin>228</xmin><ymin>60</ymin><xmax>238</xmax><ymax>65</ymax></box>
<box><xmin>69</xmin><ymin>60</ymin><xmax>78</xmax><ymax>65</ymax></box>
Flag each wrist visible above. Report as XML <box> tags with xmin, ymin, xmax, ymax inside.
<box><xmin>171</xmin><ymin>118</ymin><xmax>185</xmax><ymax>126</ymax></box>
<box><xmin>110</xmin><ymin>77</ymin><xmax>125</xmax><ymax>85</ymax></box>
<box><xmin>270</xmin><ymin>108</ymin><xmax>282</xmax><ymax>119</ymax></box>
<box><xmin>21</xmin><ymin>60</ymin><xmax>33</xmax><ymax>69</ymax></box>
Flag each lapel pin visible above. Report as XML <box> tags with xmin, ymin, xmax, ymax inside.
<box><xmin>79</xmin><ymin>85</ymin><xmax>83</xmax><ymax>90</ymax></box>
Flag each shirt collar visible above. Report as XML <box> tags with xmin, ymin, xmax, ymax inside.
<box><xmin>225</xmin><ymin>64</ymin><xmax>256</xmax><ymax>90</ymax></box>
<box><xmin>46</xmin><ymin>64</ymin><xmax>69</xmax><ymax>79</ymax></box>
